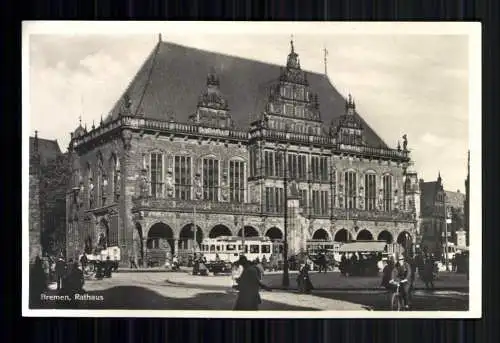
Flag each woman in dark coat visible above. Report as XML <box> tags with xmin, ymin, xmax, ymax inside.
<box><xmin>233</xmin><ymin>256</ymin><xmax>272</xmax><ymax>310</ymax></box>
<box><xmin>297</xmin><ymin>263</ymin><xmax>313</xmax><ymax>294</ymax></box>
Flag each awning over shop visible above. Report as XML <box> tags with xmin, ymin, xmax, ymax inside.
<box><xmin>337</xmin><ymin>241</ymin><xmax>387</xmax><ymax>253</ymax></box>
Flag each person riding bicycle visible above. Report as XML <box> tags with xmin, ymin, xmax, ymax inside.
<box><xmin>389</xmin><ymin>253</ymin><xmax>412</xmax><ymax>309</ymax></box>
<box><xmin>380</xmin><ymin>255</ymin><xmax>395</xmax><ymax>289</ymax></box>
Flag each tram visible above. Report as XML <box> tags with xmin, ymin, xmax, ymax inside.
<box><xmin>199</xmin><ymin>236</ymin><xmax>283</xmax><ymax>273</ymax></box>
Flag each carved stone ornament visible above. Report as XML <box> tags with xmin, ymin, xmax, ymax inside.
<box><xmin>221</xmin><ymin>173</ymin><xmax>229</xmax><ymax>201</ymax></box>
<box><xmin>165</xmin><ymin>169</ymin><xmax>174</xmax><ymax>198</ymax></box>
<box><xmin>137</xmin><ymin>172</ymin><xmax>149</xmax><ymax>197</ymax></box>
<box><xmin>194</xmin><ymin>173</ymin><xmax>203</xmax><ymax>200</ymax></box>
<box><xmin>121</xmin><ymin>129</ymin><xmax>133</xmax><ymax>150</ymax></box>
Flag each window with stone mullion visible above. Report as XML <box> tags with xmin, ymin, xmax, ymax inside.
<box><xmin>175</xmin><ymin>156</ymin><xmax>191</xmax><ymax>200</ymax></box>
<box><xmin>345</xmin><ymin>171</ymin><xmax>357</xmax><ymax>209</ymax></box>
<box><xmin>150</xmin><ymin>153</ymin><xmax>163</xmax><ymax>198</ymax></box>
<box><xmin>203</xmin><ymin>158</ymin><xmax>219</xmax><ymax>201</ymax></box>
<box><xmin>230</xmin><ymin>160</ymin><xmax>245</xmax><ymax>203</ymax></box>
<box><xmin>365</xmin><ymin>174</ymin><xmax>377</xmax><ymax>210</ymax></box>
<box><xmin>383</xmin><ymin>175</ymin><xmax>392</xmax><ymax>212</ymax></box>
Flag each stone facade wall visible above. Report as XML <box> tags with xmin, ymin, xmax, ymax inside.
<box><xmin>29</xmin><ymin>172</ymin><xmax>42</xmax><ymax>262</ymax></box>
<box><xmin>68</xmin><ymin>125</ymin><xmax>417</xmax><ymax>264</ymax></box>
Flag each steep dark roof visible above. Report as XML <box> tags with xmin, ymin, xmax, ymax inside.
<box><xmin>29</xmin><ymin>136</ymin><xmax>61</xmax><ymax>166</ymax></box>
<box><xmin>106</xmin><ymin>41</ymin><xmax>389</xmax><ymax>148</ymax></box>
<box><xmin>445</xmin><ymin>190</ymin><xmax>465</xmax><ymax>210</ymax></box>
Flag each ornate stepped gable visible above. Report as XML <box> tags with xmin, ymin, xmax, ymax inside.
<box><xmin>330</xmin><ymin>94</ymin><xmax>367</xmax><ymax>146</ymax></box>
<box><xmin>261</xmin><ymin>39</ymin><xmax>323</xmax><ymax>136</ymax></box>
<box><xmin>189</xmin><ymin>68</ymin><xmax>233</xmax><ymax>129</ymax></box>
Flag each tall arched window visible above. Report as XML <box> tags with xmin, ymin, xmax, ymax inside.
<box><xmin>229</xmin><ymin>159</ymin><xmax>245</xmax><ymax>203</ymax></box>
<box><xmin>203</xmin><ymin>157</ymin><xmax>219</xmax><ymax>201</ymax></box>
<box><xmin>365</xmin><ymin>173</ymin><xmax>377</xmax><ymax>210</ymax></box>
<box><xmin>345</xmin><ymin>171</ymin><xmax>357</xmax><ymax>209</ymax></box>
<box><xmin>108</xmin><ymin>154</ymin><xmax>117</xmax><ymax>203</ymax></box>
<box><xmin>114</xmin><ymin>157</ymin><xmax>120</xmax><ymax>201</ymax></box>
<box><xmin>97</xmin><ymin>156</ymin><xmax>103</xmax><ymax>207</ymax></box>
<box><xmin>73</xmin><ymin>168</ymin><xmax>81</xmax><ymax>188</ymax></box>
<box><xmin>383</xmin><ymin>174</ymin><xmax>393</xmax><ymax>211</ymax></box>
<box><xmin>174</xmin><ymin>155</ymin><xmax>191</xmax><ymax>200</ymax></box>
<box><xmin>87</xmin><ymin>163</ymin><xmax>93</xmax><ymax>208</ymax></box>
<box><xmin>149</xmin><ymin>152</ymin><xmax>164</xmax><ymax>198</ymax></box>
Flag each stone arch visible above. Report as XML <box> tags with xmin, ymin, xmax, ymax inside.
<box><xmin>342</xmin><ymin>167</ymin><xmax>359</xmax><ymax>173</ymax></box>
<box><xmin>229</xmin><ymin>156</ymin><xmax>245</xmax><ymax>162</ymax></box>
<box><xmin>237</xmin><ymin>225</ymin><xmax>260</xmax><ymax>237</ymax></box>
<box><xmin>179</xmin><ymin>223</ymin><xmax>204</xmax><ymax>250</ymax></box>
<box><xmin>397</xmin><ymin>231</ymin><xmax>412</xmax><ymax>250</ymax></box>
<box><xmin>200</xmin><ymin>153</ymin><xmax>218</xmax><ymax>160</ymax></box>
<box><xmin>209</xmin><ymin>224</ymin><xmax>232</xmax><ymax>238</ymax></box>
<box><xmin>334</xmin><ymin>228</ymin><xmax>351</xmax><ymax>242</ymax></box>
<box><xmin>312</xmin><ymin>228</ymin><xmax>330</xmax><ymax>240</ymax></box>
<box><xmin>265</xmin><ymin>227</ymin><xmax>283</xmax><ymax>240</ymax></box>
<box><xmin>356</xmin><ymin>229</ymin><xmax>374</xmax><ymax>241</ymax></box>
<box><xmin>377</xmin><ymin>230</ymin><xmax>394</xmax><ymax>243</ymax></box>
<box><xmin>147</xmin><ymin>222</ymin><xmax>175</xmax><ymax>252</ymax></box>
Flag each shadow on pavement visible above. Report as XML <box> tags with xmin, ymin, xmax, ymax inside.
<box><xmin>309</xmin><ymin>289</ymin><xmax>469</xmax><ymax>311</ymax></box>
<box><xmin>30</xmin><ymin>286</ymin><xmax>318</xmax><ymax>311</ymax></box>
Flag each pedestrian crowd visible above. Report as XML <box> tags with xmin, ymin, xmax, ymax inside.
<box><xmin>338</xmin><ymin>252</ymin><xmax>381</xmax><ymax>277</ymax></box>
<box><xmin>29</xmin><ymin>252</ymin><xmax>116</xmax><ymax>307</ymax></box>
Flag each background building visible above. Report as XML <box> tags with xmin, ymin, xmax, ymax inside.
<box><xmin>65</xmin><ymin>39</ymin><xmax>418</xmax><ymax>266</ymax></box>
<box><xmin>29</xmin><ymin>132</ymin><xmax>69</xmax><ymax>261</ymax></box>
<box><xmin>419</xmin><ymin>173</ymin><xmax>466</xmax><ymax>254</ymax></box>
<box><xmin>464</xmin><ymin>151</ymin><xmax>470</xmax><ymax>246</ymax></box>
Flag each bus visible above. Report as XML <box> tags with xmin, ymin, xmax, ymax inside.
<box><xmin>199</xmin><ymin>236</ymin><xmax>283</xmax><ymax>273</ymax></box>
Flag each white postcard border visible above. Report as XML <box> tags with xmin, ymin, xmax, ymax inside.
<box><xmin>22</xmin><ymin>21</ymin><xmax>482</xmax><ymax>319</ymax></box>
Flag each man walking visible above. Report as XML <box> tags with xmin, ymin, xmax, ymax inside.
<box><xmin>55</xmin><ymin>255</ymin><xmax>66</xmax><ymax>291</ymax></box>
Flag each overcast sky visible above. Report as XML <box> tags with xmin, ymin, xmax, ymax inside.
<box><xmin>26</xmin><ymin>23</ymin><xmax>472</xmax><ymax>193</ymax></box>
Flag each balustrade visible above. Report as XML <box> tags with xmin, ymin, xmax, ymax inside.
<box><xmin>132</xmin><ymin>196</ymin><xmax>260</xmax><ymax>214</ymax></box>
<box><xmin>73</xmin><ymin>116</ymin><xmax>409</xmax><ymax>162</ymax></box>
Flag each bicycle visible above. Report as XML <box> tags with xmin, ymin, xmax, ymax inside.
<box><xmin>390</xmin><ymin>279</ymin><xmax>409</xmax><ymax>311</ymax></box>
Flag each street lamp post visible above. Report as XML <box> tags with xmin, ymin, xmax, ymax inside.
<box><xmin>276</xmin><ymin>144</ymin><xmax>290</xmax><ymax>288</ymax></box>
<box><xmin>444</xmin><ymin>194</ymin><xmax>451</xmax><ymax>271</ymax></box>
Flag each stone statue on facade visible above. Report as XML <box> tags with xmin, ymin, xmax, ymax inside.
<box><xmin>288</xmin><ymin>180</ymin><xmax>299</xmax><ymax>198</ymax></box>
<box><xmin>165</xmin><ymin>169</ymin><xmax>174</xmax><ymax>198</ymax></box>
<box><xmin>97</xmin><ymin>232</ymin><xmax>107</xmax><ymax>250</ymax></box>
<box><xmin>121</xmin><ymin>129</ymin><xmax>133</xmax><ymax>150</ymax></box>
<box><xmin>338</xmin><ymin>184</ymin><xmax>344</xmax><ymax>208</ymax></box>
<box><xmin>378</xmin><ymin>189</ymin><xmax>383</xmax><ymax>210</ymax></box>
<box><xmin>89</xmin><ymin>179</ymin><xmax>95</xmax><ymax>208</ymax></box>
<box><xmin>137</xmin><ymin>172</ymin><xmax>149</xmax><ymax>197</ymax></box>
<box><xmin>221</xmin><ymin>172</ymin><xmax>229</xmax><ymax>201</ymax></box>
<box><xmin>194</xmin><ymin>173</ymin><xmax>203</xmax><ymax>200</ymax></box>
<box><xmin>114</xmin><ymin>171</ymin><xmax>121</xmax><ymax>200</ymax></box>
<box><xmin>358</xmin><ymin>188</ymin><xmax>364</xmax><ymax>210</ymax></box>
<box><xmin>402</xmin><ymin>134</ymin><xmax>408</xmax><ymax>151</ymax></box>
<box><xmin>393</xmin><ymin>190</ymin><xmax>399</xmax><ymax>211</ymax></box>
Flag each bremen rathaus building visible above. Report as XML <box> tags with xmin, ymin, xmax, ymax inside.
<box><xmin>66</xmin><ymin>39</ymin><xmax>419</xmax><ymax>266</ymax></box>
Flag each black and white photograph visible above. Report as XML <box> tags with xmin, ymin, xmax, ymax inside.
<box><xmin>23</xmin><ymin>21</ymin><xmax>481</xmax><ymax>318</ymax></box>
